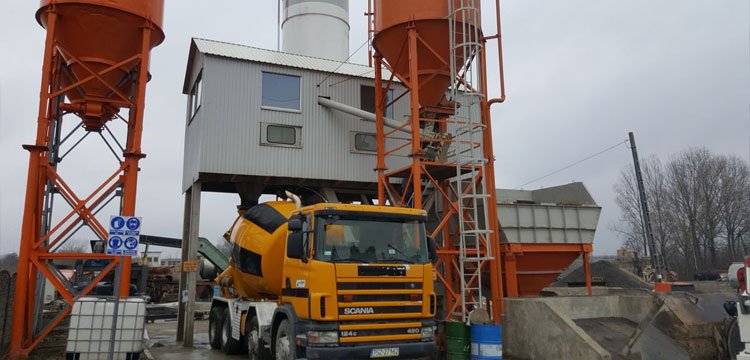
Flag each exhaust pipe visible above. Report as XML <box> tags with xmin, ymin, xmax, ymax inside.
<box><xmin>285</xmin><ymin>191</ymin><xmax>302</xmax><ymax>209</ymax></box>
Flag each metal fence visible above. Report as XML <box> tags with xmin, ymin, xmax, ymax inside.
<box><xmin>0</xmin><ymin>271</ymin><xmax>16</xmax><ymax>357</ymax></box>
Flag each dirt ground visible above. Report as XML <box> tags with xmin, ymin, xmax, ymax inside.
<box><xmin>146</xmin><ymin>319</ymin><xmax>239</xmax><ymax>360</ymax></box>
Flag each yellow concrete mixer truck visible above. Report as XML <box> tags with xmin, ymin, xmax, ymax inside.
<box><xmin>208</xmin><ymin>193</ymin><xmax>438</xmax><ymax>360</ymax></box>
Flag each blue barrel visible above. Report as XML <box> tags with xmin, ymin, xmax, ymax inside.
<box><xmin>470</xmin><ymin>324</ymin><xmax>502</xmax><ymax>360</ymax></box>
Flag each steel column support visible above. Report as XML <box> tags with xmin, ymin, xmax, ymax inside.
<box><xmin>119</xmin><ymin>26</ymin><xmax>154</xmax><ymax>296</ymax></box>
<box><xmin>10</xmin><ymin>9</ymin><xmax>157</xmax><ymax>357</ymax></box>
<box><xmin>9</xmin><ymin>10</ymin><xmax>59</xmax><ymax>357</ymax></box>
<box><xmin>583</xmin><ymin>250</ymin><xmax>592</xmax><ymax>296</ymax></box>
<box><xmin>407</xmin><ymin>27</ymin><xmax>423</xmax><ymax>209</ymax></box>
<box><xmin>374</xmin><ymin>54</ymin><xmax>386</xmax><ymax>205</ymax></box>
<box><xmin>177</xmin><ymin>182</ymin><xmax>201</xmax><ymax>346</ymax></box>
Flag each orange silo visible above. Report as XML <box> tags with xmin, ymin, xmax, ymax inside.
<box><xmin>370</xmin><ymin>0</ymin><xmax>505</xmax><ymax>324</ymax></box>
<box><xmin>372</xmin><ymin>0</ymin><xmax>481</xmax><ymax>108</ymax></box>
<box><xmin>369</xmin><ymin>0</ymin><xmax>594</xmax><ymax>326</ymax></box>
<box><xmin>11</xmin><ymin>1</ymin><xmax>164</xmax><ymax>357</ymax></box>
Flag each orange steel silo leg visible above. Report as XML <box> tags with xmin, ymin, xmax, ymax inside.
<box><xmin>9</xmin><ymin>10</ymin><xmax>58</xmax><ymax>358</ymax></box>
<box><xmin>407</xmin><ymin>27</ymin><xmax>423</xmax><ymax>210</ymax></box>
<box><xmin>119</xmin><ymin>26</ymin><xmax>154</xmax><ymax>296</ymax></box>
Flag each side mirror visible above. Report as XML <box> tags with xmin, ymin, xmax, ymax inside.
<box><xmin>427</xmin><ymin>236</ymin><xmax>438</xmax><ymax>263</ymax></box>
<box><xmin>288</xmin><ymin>218</ymin><xmax>303</xmax><ymax>232</ymax></box>
<box><xmin>287</xmin><ymin>232</ymin><xmax>305</xmax><ymax>259</ymax></box>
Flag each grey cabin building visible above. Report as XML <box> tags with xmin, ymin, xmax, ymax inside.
<box><xmin>182</xmin><ymin>38</ymin><xmax>409</xmax><ymax>206</ymax></box>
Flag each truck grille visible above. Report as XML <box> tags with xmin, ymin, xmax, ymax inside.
<box><xmin>336</xmin><ymin>280</ymin><xmax>426</xmax><ymax>343</ymax></box>
<box><xmin>337</xmin><ymin>282</ymin><xmax>422</xmax><ymax>290</ymax></box>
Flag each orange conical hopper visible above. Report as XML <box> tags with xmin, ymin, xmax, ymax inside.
<box><xmin>36</xmin><ymin>0</ymin><xmax>165</xmax><ymax>127</ymax></box>
<box><xmin>372</xmin><ymin>0</ymin><xmax>481</xmax><ymax>109</ymax></box>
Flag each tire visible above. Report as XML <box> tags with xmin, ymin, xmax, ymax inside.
<box><xmin>209</xmin><ymin>306</ymin><xmax>223</xmax><ymax>350</ymax></box>
<box><xmin>247</xmin><ymin>315</ymin><xmax>271</xmax><ymax>360</ymax></box>
<box><xmin>274</xmin><ymin>319</ymin><xmax>295</xmax><ymax>360</ymax></box>
<box><xmin>222</xmin><ymin>307</ymin><xmax>243</xmax><ymax>354</ymax></box>
<box><xmin>726</xmin><ymin>317</ymin><xmax>742</xmax><ymax>360</ymax></box>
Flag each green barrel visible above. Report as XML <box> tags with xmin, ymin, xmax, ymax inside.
<box><xmin>446</xmin><ymin>321</ymin><xmax>471</xmax><ymax>360</ymax></box>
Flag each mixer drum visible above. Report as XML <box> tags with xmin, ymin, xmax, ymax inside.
<box><xmin>229</xmin><ymin>201</ymin><xmax>297</xmax><ymax>299</ymax></box>
<box><xmin>36</xmin><ymin>0</ymin><xmax>165</xmax><ymax>104</ymax></box>
<box><xmin>373</xmin><ymin>0</ymin><xmax>482</xmax><ymax>108</ymax></box>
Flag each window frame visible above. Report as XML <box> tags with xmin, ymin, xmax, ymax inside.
<box><xmin>188</xmin><ymin>70</ymin><xmax>203</xmax><ymax>123</ymax></box>
<box><xmin>360</xmin><ymin>85</ymin><xmax>395</xmax><ymax>119</ymax></box>
<box><xmin>350</xmin><ymin>131</ymin><xmax>378</xmax><ymax>154</ymax></box>
<box><xmin>261</xmin><ymin>71</ymin><xmax>302</xmax><ymax>113</ymax></box>
<box><xmin>260</xmin><ymin>122</ymin><xmax>303</xmax><ymax>148</ymax></box>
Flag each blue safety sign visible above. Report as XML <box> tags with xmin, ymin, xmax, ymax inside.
<box><xmin>107</xmin><ymin>215</ymin><xmax>141</xmax><ymax>256</ymax></box>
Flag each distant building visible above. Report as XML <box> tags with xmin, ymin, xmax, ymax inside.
<box><xmin>137</xmin><ymin>251</ymin><xmax>162</xmax><ymax>268</ymax></box>
<box><xmin>161</xmin><ymin>258</ymin><xmax>181</xmax><ymax>268</ymax></box>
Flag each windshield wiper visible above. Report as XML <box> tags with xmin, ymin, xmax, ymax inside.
<box><xmin>331</xmin><ymin>258</ymin><xmax>369</xmax><ymax>263</ymax></box>
<box><xmin>379</xmin><ymin>258</ymin><xmax>416</xmax><ymax>264</ymax></box>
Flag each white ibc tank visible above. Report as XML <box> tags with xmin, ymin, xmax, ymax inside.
<box><xmin>282</xmin><ymin>0</ymin><xmax>350</xmax><ymax>61</ymax></box>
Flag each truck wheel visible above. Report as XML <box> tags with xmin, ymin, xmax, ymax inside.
<box><xmin>274</xmin><ymin>319</ymin><xmax>295</xmax><ymax>360</ymax></box>
<box><xmin>209</xmin><ymin>306</ymin><xmax>223</xmax><ymax>350</ymax></box>
<box><xmin>222</xmin><ymin>307</ymin><xmax>243</xmax><ymax>354</ymax></box>
<box><xmin>248</xmin><ymin>315</ymin><xmax>270</xmax><ymax>360</ymax></box>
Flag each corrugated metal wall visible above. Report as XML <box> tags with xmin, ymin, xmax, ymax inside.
<box><xmin>183</xmin><ymin>54</ymin><xmax>410</xmax><ymax>192</ymax></box>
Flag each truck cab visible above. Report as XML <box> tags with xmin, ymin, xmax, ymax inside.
<box><xmin>210</xmin><ymin>202</ymin><xmax>437</xmax><ymax>360</ymax></box>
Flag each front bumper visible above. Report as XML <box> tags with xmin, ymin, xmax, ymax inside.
<box><xmin>306</xmin><ymin>341</ymin><xmax>436</xmax><ymax>360</ymax></box>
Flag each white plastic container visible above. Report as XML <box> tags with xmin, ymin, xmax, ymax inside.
<box><xmin>66</xmin><ymin>297</ymin><xmax>146</xmax><ymax>360</ymax></box>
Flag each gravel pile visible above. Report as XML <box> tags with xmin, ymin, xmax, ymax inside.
<box><xmin>555</xmin><ymin>260</ymin><xmax>651</xmax><ymax>290</ymax></box>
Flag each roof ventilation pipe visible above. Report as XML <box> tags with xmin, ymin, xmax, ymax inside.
<box><xmin>282</xmin><ymin>0</ymin><xmax>350</xmax><ymax>61</ymax></box>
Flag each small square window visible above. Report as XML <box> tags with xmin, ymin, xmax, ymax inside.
<box><xmin>262</xmin><ymin>72</ymin><xmax>301</xmax><ymax>111</ymax></box>
<box><xmin>261</xmin><ymin>123</ymin><xmax>302</xmax><ymax>148</ymax></box>
<box><xmin>267</xmin><ymin>125</ymin><xmax>297</xmax><ymax>145</ymax></box>
<box><xmin>350</xmin><ymin>132</ymin><xmax>378</xmax><ymax>154</ymax></box>
<box><xmin>355</xmin><ymin>133</ymin><xmax>377</xmax><ymax>152</ymax></box>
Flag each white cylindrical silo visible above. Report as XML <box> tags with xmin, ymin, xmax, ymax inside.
<box><xmin>282</xmin><ymin>0</ymin><xmax>350</xmax><ymax>61</ymax></box>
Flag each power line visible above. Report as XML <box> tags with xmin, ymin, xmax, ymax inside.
<box><xmin>316</xmin><ymin>37</ymin><xmax>372</xmax><ymax>87</ymax></box>
<box><xmin>514</xmin><ymin>139</ymin><xmax>629</xmax><ymax>189</ymax></box>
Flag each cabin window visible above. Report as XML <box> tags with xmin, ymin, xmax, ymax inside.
<box><xmin>353</xmin><ymin>132</ymin><xmax>377</xmax><ymax>153</ymax></box>
<box><xmin>189</xmin><ymin>71</ymin><xmax>203</xmax><ymax>121</ymax></box>
<box><xmin>262</xmin><ymin>72</ymin><xmax>301</xmax><ymax>111</ymax></box>
<box><xmin>360</xmin><ymin>85</ymin><xmax>394</xmax><ymax>119</ymax></box>
<box><xmin>261</xmin><ymin>123</ymin><xmax>302</xmax><ymax>148</ymax></box>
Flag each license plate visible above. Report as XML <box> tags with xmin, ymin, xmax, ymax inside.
<box><xmin>370</xmin><ymin>347</ymin><xmax>400</xmax><ymax>358</ymax></box>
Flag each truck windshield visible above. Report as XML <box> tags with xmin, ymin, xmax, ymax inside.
<box><xmin>314</xmin><ymin>213</ymin><xmax>429</xmax><ymax>264</ymax></box>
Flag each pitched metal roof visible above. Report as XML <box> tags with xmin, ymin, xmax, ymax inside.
<box><xmin>185</xmin><ymin>38</ymin><xmax>387</xmax><ymax>92</ymax></box>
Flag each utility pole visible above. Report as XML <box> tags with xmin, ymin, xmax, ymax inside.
<box><xmin>629</xmin><ymin>132</ymin><xmax>662</xmax><ymax>282</ymax></box>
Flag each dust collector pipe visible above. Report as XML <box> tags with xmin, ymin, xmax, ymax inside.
<box><xmin>284</xmin><ymin>191</ymin><xmax>302</xmax><ymax>208</ymax></box>
<box><xmin>317</xmin><ymin>97</ymin><xmax>411</xmax><ymax>134</ymax></box>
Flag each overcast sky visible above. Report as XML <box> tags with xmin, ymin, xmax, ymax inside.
<box><xmin>0</xmin><ymin>1</ymin><xmax>748</xmax><ymax>257</ymax></box>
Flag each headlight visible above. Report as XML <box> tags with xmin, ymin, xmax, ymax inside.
<box><xmin>421</xmin><ymin>326</ymin><xmax>436</xmax><ymax>339</ymax></box>
<box><xmin>307</xmin><ymin>331</ymin><xmax>339</xmax><ymax>345</ymax></box>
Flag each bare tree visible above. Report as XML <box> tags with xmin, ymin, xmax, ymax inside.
<box><xmin>718</xmin><ymin>155</ymin><xmax>750</xmax><ymax>260</ymax></box>
<box><xmin>56</xmin><ymin>240</ymin><xmax>89</xmax><ymax>254</ymax></box>
<box><xmin>0</xmin><ymin>253</ymin><xmax>18</xmax><ymax>273</ymax></box>
<box><xmin>613</xmin><ymin>147</ymin><xmax>750</xmax><ymax>279</ymax></box>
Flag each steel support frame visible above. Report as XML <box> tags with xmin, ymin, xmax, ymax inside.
<box><xmin>373</xmin><ymin>25</ymin><xmax>504</xmax><ymax>323</ymax></box>
<box><xmin>9</xmin><ymin>7</ymin><xmax>155</xmax><ymax>357</ymax></box>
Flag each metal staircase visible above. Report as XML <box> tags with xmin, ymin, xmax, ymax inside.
<box><xmin>448</xmin><ymin>0</ymin><xmax>494</xmax><ymax>321</ymax></box>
